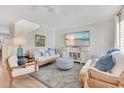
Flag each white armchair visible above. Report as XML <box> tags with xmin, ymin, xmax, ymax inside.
<box><xmin>6</xmin><ymin>55</ymin><xmax>38</xmax><ymax>87</ymax></box>
<box><xmin>80</xmin><ymin>52</ymin><xmax>124</xmax><ymax>88</ymax></box>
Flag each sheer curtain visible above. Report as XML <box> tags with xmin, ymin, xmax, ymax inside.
<box><xmin>114</xmin><ymin>14</ymin><xmax>120</xmax><ymax>48</ymax></box>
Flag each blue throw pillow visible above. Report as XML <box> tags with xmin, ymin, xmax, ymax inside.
<box><xmin>106</xmin><ymin>48</ymin><xmax>120</xmax><ymax>54</ymax></box>
<box><xmin>55</xmin><ymin>49</ymin><xmax>58</xmax><ymax>54</ymax></box>
<box><xmin>95</xmin><ymin>54</ymin><xmax>115</xmax><ymax>72</ymax></box>
<box><xmin>18</xmin><ymin>58</ymin><xmax>26</xmax><ymax>66</ymax></box>
<box><xmin>48</xmin><ymin>48</ymin><xmax>56</xmax><ymax>56</ymax></box>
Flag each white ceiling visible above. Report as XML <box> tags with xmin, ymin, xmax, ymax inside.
<box><xmin>0</xmin><ymin>5</ymin><xmax>120</xmax><ymax>31</ymax></box>
<box><xmin>14</xmin><ymin>20</ymin><xmax>40</xmax><ymax>37</ymax></box>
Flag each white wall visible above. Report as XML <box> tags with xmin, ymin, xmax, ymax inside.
<box><xmin>0</xmin><ymin>25</ymin><xmax>9</xmax><ymax>33</ymax></box>
<box><xmin>54</xmin><ymin>20</ymin><xmax>115</xmax><ymax>55</ymax></box>
<box><xmin>23</xmin><ymin>27</ymin><xmax>55</xmax><ymax>52</ymax></box>
<box><xmin>6</xmin><ymin>19</ymin><xmax>115</xmax><ymax>56</ymax></box>
<box><xmin>2</xmin><ymin>22</ymin><xmax>55</xmax><ymax>62</ymax></box>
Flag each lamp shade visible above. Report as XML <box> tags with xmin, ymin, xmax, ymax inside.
<box><xmin>13</xmin><ymin>37</ymin><xmax>26</xmax><ymax>45</ymax></box>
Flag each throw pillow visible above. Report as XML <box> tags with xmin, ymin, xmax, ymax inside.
<box><xmin>48</xmin><ymin>48</ymin><xmax>56</xmax><ymax>56</ymax></box>
<box><xmin>32</xmin><ymin>50</ymin><xmax>41</xmax><ymax>57</ymax></box>
<box><xmin>40</xmin><ymin>52</ymin><xmax>44</xmax><ymax>56</ymax></box>
<box><xmin>106</xmin><ymin>48</ymin><xmax>120</xmax><ymax>54</ymax></box>
<box><xmin>18</xmin><ymin>58</ymin><xmax>26</xmax><ymax>66</ymax></box>
<box><xmin>95</xmin><ymin>54</ymin><xmax>115</xmax><ymax>72</ymax></box>
<box><xmin>39</xmin><ymin>48</ymin><xmax>48</xmax><ymax>56</ymax></box>
<box><xmin>55</xmin><ymin>49</ymin><xmax>58</xmax><ymax>54</ymax></box>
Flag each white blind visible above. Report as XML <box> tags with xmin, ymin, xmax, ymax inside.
<box><xmin>120</xmin><ymin>19</ymin><xmax>124</xmax><ymax>49</ymax></box>
<box><xmin>119</xmin><ymin>7</ymin><xmax>124</xmax><ymax>49</ymax></box>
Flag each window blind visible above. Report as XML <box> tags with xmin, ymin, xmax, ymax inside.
<box><xmin>119</xmin><ymin>6</ymin><xmax>124</xmax><ymax>49</ymax></box>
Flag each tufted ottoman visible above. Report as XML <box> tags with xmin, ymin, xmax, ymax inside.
<box><xmin>56</xmin><ymin>57</ymin><xmax>74</xmax><ymax>70</ymax></box>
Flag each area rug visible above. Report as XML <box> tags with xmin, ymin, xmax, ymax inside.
<box><xmin>30</xmin><ymin>62</ymin><xmax>83</xmax><ymax>88</ymax></box>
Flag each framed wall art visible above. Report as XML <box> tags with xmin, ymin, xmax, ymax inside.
<box><xmin>35</xmin><ymin>35</ymin><xmax>46</xmax><ymax>47</ymax></box>
<box><xmin>65</xmin><ymin>31</ymin><xmax>90</xmax><ymax>47</ymax></box>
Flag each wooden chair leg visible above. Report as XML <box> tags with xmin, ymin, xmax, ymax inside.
<box><xmin>84</xmin><ymin>80</ymin><xmax>88</xmax><ymax>88</ymax></box>
<box><xmin>9</xmin><ymin>78</ymin><xmax>13</xmax><ymax>88</ymax></box>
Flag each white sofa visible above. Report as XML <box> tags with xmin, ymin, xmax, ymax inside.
<box><xmin>29</xmin><ymin>48</ymin><xmax>60</xmax><ymax>66</ymax></box>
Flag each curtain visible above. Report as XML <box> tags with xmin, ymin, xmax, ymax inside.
<box><xmin>114</xmin><ymin>14</ymin><xmax>120</xmax><ymax>48</ymax></box>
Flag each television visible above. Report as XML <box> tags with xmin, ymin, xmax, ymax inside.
<box><xmin>65</xmin><ymin>31</ymin><xmax>90</xmax><ymax>47</ymax></box>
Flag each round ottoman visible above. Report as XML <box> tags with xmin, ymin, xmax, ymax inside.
<box><xmin>56</xmin><ymin>57</ymin><xmax>74</xmax><ymax>70</ymax></box>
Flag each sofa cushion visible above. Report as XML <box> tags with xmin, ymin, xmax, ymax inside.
<box><xmin>39</xmin><ymin>48</ymin><xmax>48</xmax><ymax>52</ymax></box>
<box><xmin>51</xmin><ymin>54</ymin><xmax>60</xmax><ymax>58</ymax></box>
<box><xmin>38</xmin><ymin>56</ymin><xmax>51</xmax><ymax>62</ymax></box>
<box><xmin>95</xmin><ymin>54</ymin><xmax>115</xmax><ymax>72</ymax></box>
<box><xmin>8</xmin><ymin>55</ymin><xmax>18</xmax><ymax>68</ymax></box>
<box><xmin>32</xmin><ymin>50</ymin><xmax>41</xmax><ymax>57</ymax></box>
<box><xmin>12</xmin><ymin>65</ymin><xmax>35</xmax><ymax>77</ymax></box>
<box><xmin>111</xmin><ymin>52</ymin><xmax>124</xmax><ymax>76</ymax></box>
<box><xmin>37</xmin><ymin>54</ymin><xmax>60</xmax><ymax>62</ymax></box>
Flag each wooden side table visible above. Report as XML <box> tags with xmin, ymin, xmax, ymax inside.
<box><xmin>17</xmin><ymin>55</ymin><xmax>29</xmax><ymax>59</ymax></box>
<box><xmin>17</xmin><ymin>55</ymin><xmax>35</xmax><ymax>63</ymax></box>
<box><xmin>27</xmin><ymin>57</ymin><xmax>35</xmax><ymax>63</ymax></box>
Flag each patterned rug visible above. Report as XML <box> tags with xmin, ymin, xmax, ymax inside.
<box><xmin>30</xmin><ymin>62</ymin><xmax>83</xmax><ymax>88</ymax></box>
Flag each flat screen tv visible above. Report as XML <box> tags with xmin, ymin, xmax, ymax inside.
<box><xmin>65</xmin><ymin>31</ymin><xmax>90</xmax><ymax>47</ymax></box>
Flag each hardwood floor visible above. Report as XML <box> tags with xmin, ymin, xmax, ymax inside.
<box><xmin>0</xmin><ymin>66</ymin><xmax>48</xmax><ymax>88</ymax></box>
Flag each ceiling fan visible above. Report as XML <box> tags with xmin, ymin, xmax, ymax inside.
<box><xmin>34</xmin><ymin>5</ymin><xmax>66</xmax><ymax>16</ymax></box>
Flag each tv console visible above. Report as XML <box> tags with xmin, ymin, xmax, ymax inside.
<box><xmin>62</xmin><ymin>47</ymin><xmax>90</xmax><ymax>64</ymax></box>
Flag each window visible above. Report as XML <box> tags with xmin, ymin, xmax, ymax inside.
<box><xmin>118</xmin><ymin>6</ymin><xmax>124</xmax><ymax>49</ymax></box>
<box><xmin>0</xmin><ymin>33</ymin><xmax>10</xmax><ymax>44</ymax></box>
<box><xmin>119</xmin><ymin>19</ymin><xmax>124</xmax><ymax>49</ymax></box>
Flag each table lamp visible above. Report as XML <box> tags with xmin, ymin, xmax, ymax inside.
<box><xmin>13</xmin><ymin>37</ymin><xmax>26</xmax><ymax>57</ymax></box>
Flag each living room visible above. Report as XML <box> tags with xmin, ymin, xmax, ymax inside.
<box><xmin>0</xmin><ymin>4</ymin><xmax>124</xmax><ymax>89</ymax></box>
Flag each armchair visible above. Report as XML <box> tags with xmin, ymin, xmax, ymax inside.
<box><xmin>80</xmin><ymin>58</ymin><xmax>98</xmax><ymax>87</ymax></box>
<box><xmin>80</xmin><ymin>52</ymin><xmax>124</xmax><ymax>88</ymax></box>
<box><xmin>87</xmin><ymin>67</ymin><xmax>124</xmax><ymax>88</ymax></box>
<box><xmin>6</xmin><ymin>55</ymin><xmax>38</xmax><ymax>87</ymax></box>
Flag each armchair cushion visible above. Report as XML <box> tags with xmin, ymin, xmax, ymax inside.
<box><xmin>8</xmin><ymin>55</ymin><xmax>18</xmax><ymax>68</ymax></box>
<box><xmin>12</xmin><ymin>65</ymin><xmax>35</xmax><ymax>77</ymax></box>
<box><xmin>111</xmin><ymin>52</ymin><xmax>124</xmax><ymax>76</ymax></box>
